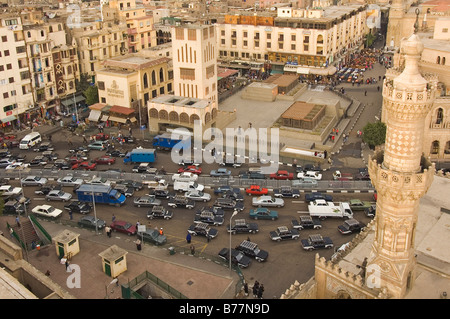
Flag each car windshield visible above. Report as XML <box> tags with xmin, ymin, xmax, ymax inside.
<box><xmin>47</xmin><ymin>207</ymin><xmax>55</xmax><ymax>213</ymax></box>
<box><xmin>34</xmin><ymin>177</ymin><xmax>41</xmax><ymax>181</ymax></box>
<box><xmin>124</xmin><ymin>223</ymin><xmax>132</xmax><ymax>230</ymax></box>
<box><xmin>58</xmin><ymin>191</ymin><xmax>65</xmax><ymax>196</ymax></box>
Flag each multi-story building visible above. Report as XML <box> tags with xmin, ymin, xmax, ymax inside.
<box><xmin>215</xmin><ymin>4</ymin><xmax>368</xmax><ymax>76</ymax></box>
<box><xmin>108</xmin><ymin>0</ymin><xmax>157</xmax><ymax>53</ymax></box>
<box><xmin>0</xmin><ymin>14</ymin><xmax>34</xmax><ymax>129</ymax></box>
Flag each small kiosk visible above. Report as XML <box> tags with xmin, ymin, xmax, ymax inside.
<box><xmin>99</xmin><ymin>245</ymin><xmax>128</xmax><ymax>278</ymax></box>
<box><xmin>52</xmin><ymin>229</ymin><xmax>81</xmax><ymax>259</ymax></box>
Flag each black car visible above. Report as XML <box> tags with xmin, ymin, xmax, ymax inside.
<box><xmin>239</xmin><ymin>171</ymin><xmax>266</xmax><ymax>179</ymax></box>
<box><xmin>29</xmin><ymin>156</ymin><xmax>47</xmax><ymax>167</ymax></box>
<box><xmin>213</xmin><ymin>197</ymin><xmax>244</xmax><ymax>211</ymax></box>
<box><xmin>218</xmin><ymin>248</ymin><xmax>251</xmax><ymax>268</ymax></box>
<box><xmin>193</xmin><ymin>210</ymin><xmax>224</xmax><ymax>226</ymax></box>
<box><xmin>304</xmin><ymin>192</ymin><xmax>333</xmax><ymax>203</ymax></box>
<box><xmin>301</xmin><ymin>234</ymin><xmax>334</xmax><ymax>251</ymax></box>
<box><xmin>235</xmin><ymin>240</ymin><xmax>268</xmax><ymax>262</ymax></box>
<box><xmin>3</xmin><ymin>200</ymin><xmax>25</xmax><ymax>215</ymax></box>
<box><xmin>78</xmin><ymin>215</ymin><xmax>106</xmax><ymax>229</ymax></box>
<box><xmin>116</xmin><ymin>179</ymin><xmax>143</xmax><ymax>190</ymax></box>
<box><xmin>365</xmin><ymin>205</ymin><xmax>376</xmax><ymax>218</ymax></box>
<box><xmin>221</xmin><ymin>190</ymin><xmax>244</xmax><ymax>202</ymax></box>
<box><xmin>269</xmin><ymin>226</ymin><xmax>300</xmax><ymax>242</ymax></box>
<box><xmin>168</xmin><ymin>195</ymin><xmax>195</xmax><ymax>209</ymax></box>
<box><xmin>187</xmin><ymin>222</ymin><xmax>218</xmax><ymax>239</ymax></box>
<box><xmin>42</xmin><ymin>151</ymin><xmax>58</xmax><ymax>162</ymax></box>
<box><xmin>227</xmin><ymin>218</ymin><xmax>259</xmax><ymax>234</ymax></box>
<box><xmin>106</xmin><ymin>149</ymin><xmax>126</xmax><ymax>157</ymax></box>
<box><xmin>54</xmin><ymin>159</ymin><xmax>71</xmax><ymax>170</ymax></box>
<box><xmin>149</xmin><ymin>189</ymin><xmax>173</xmax><ymax>199</ymax></box>
<box><xmin>273</xmin><ymin>186</ymin><xmax>300</xmax><ymax>199</ymax></box>
<box><xmin>64</xmin><ymin>201</ymin><xmax>92</xmax><ymax>214</ymax></box>
<box><xmin>146</xmin><ymin>206</ymin><xmax>173</xmax><ymax>220</ymax></box>
<box><xmin>5</xmin><ymin>194</ymin><xmax>31</xmax><ymax>207</ymax></box>
<box><xmin>291</xmin><ymin>216</ymin><xmax>322</xmax><ymax>230</ymax></box>
<box><xmin>69</xmin><ymin>146</ymin><xmax>90</xmax><ymax>154</ymax></box>
<box><xmin>213</xmin><ymin>186</ymin><xmax>240</xmax><ymax>195</ymax></box>
<box><xmin>34</xmin><ymin>185</ymin><xmax>61</xmax><ymax>195</ymax></box>
<box><xmin>196</xmin><ymin>206</ymin><xmax>225</xmax><ymax>217</ymax></box>
<box><xmin>338</xmin><ymin>219</ymin><xmax>366</xmax><ymax>235</ymax></box>
<box><xmin>114</xmin><ymin>184</ymin><xmax>135</xmax><ymax>197</ymax></box>
<box><xmin>10</xmin><ymin>153</ymin><xmax>26</xmax><ymax>162</ymax></box>
<box><xmin>33</xmin><ymin>142</ymin><xmax>54</xmax><ymax>152</ymax></box>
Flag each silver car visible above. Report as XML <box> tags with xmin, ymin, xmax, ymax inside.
<box><xmin>21</xmin><ymin>175</ymin><xmax>48</xmax><ymax>186</ymax></box>
<box><xmin>252</xmin><ymin>195</ymin><xmax>285</xmax><ymax>208</ymax></box>
<box><xmin>57</xmin><ymin>175</ymin><xmax>84</xmax><ymax>187</ymax></box>
<box><xmin>45</xmin><ymin>189</ymin><xmax>73</xmax><ymax>202</ymax></box>
<box><xmin>133</xmin><ymin>194</ymin><xmax>162</xmax><ymax>207</ymax></box>
<box><xmin>185</xmin><ymin>190</ymin><xmax>212</xmax><ymax>202</ymax></box>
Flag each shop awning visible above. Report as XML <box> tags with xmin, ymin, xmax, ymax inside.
<box><xmin>100</xmin><ymin>115</ymin><xmax>109</xmax><ymax>122</ymax></box>
<box><xmin>61</xmin><ymin>94</ymin><xmax>85</xmax><ymax>107</ymax></box>
<box><xmin>88</xmin><ymin>110</ymin><xmax>102</xmax><ymax>122</ymax></box>
<box><xmin>1</xmin><ymin>115</ymin><xmax>17</xmax><ymax>123</ymax></box>
<box><xmin>128</xmin><ymin>117</ymin><xmax>137</xmax><ymax>123</ymax></box>
<box><xmin>108</xmin><ymin>116</ymin><xmax>127</xmax><ymax>123</ymax></box>
<box><xmin>296</xmin><ymin>67</ymin><xmax>310</xmax><ymax>75</ymax></box>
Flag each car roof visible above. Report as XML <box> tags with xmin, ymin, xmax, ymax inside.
<box><xmin>309</xmin><ymin>234</ymin><xmax>324</xmax><ymax>241</ymax></box>
<box><xmin>239</xmin><ymin>240</ymin><xmax>258</xmax><ymax>249</ymax></box>
<box><xmin>277</xmin><ymin>226</ymin><xmax>289</xmax><ymax>232</ymax></box>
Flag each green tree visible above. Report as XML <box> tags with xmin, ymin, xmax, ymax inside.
<box><xmin>76</xmin><ymin>73</ymin><xmax>92</xmax><ymax>93</ymax></box>
<box><xmin>362</xmin><ymin>121</ymin><xmax>386</xmax><ymax>149</ymax></box>
<box><xmin>84</xmin><ymin>85</ymin><xmax>99</xmax><ymax>106</ymax></box>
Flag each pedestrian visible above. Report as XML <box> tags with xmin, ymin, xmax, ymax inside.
<box><xmin>331</xmin><ymin>135</ymin><xmax>335</xmax><ymax>142</ymax></box>
<box><xmin>364</xmin><ymin>90</ymin><xmax>367</xmax><ymax>96</ymax></box>
<box><xmin>105</xmin><ymin>226</ymin><xmax>111</xmax><ymax>238</ymax></box>
<box><xmin>252</xmin><ymin>281</ymin><xmax>259</xmax><ymax>298</ymax></box>
<box><xmin>128</xmin><ymin>127</ymin><xmax>132</xmax><ymax>135</ymax></box>
<box><xmin>65</xmin><ymin>260</ymin><xmax>71</xmax><ymax>272</ymax></box>
<box><xmin>207</xmin><ymin>235</ymin><xmax>211</xmax><ymax>242</ymax></box>
<box><xmin>69</xmin><ymin>211</ymin><xmax>73</xmax><ymax>220</ymax></box>
<box><xmin>68</xmin><ymin>138</ymin><xmax>73</xmax><ymax>146</ymax></box>
<box><xmin>190</xmin><ymin>244</ymin><xmax>195</xmax><ymax>255</ymax></box>
<box><xmin>15</xmin><ymin>216</ymin><xmax>20</xmax><ymax>228</ymax></box>
<box><xmin>243</xmin><ymin>282</ymin><xmax>249</xmax><ymax>296</ymax></box>
<box><xmin>135</xmin><ymin>238</ymin><xmax>141</xmax><ymax>251</ymax></box>
<box><xmin>82</xmin><ymin>135</ymin><xmax>88</xmax><ymax>143</ymax></box>
<box><xmin>159</xmin><ymin>228</ymin><xmax>163</xmax><ymax>235</ymax></box>
<box><xmin>257</xmin><ymin>284</ymin><xmax>264</xmax><ymax>299</ymax></box>
<box><xmin>186</xmin><ymin>232</ymin><xmax>191</xmax><ymax>244</ymax></box>
<box><xmin>136</xmin><ymin>220</ymin><xmax>140</xmax><ymax>230</ymax></box>
<box><xmin>324</xmin><ymin>150</ymin><xmax>327</xmax><ymax>159</ymax></box>
<box><xmin>377</xmin><ymin>86</ymin><xmax>380</xmax><ymax>92</ymax></box>
<box><xmin>112</xmin><ymin>214</ymin><xmax>116</xmax><ymax>223</ymax></box>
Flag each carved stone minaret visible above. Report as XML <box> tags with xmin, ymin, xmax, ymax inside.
<box><xmin>367</xmin><ymin>33</ymin><xmax>436</xmax><ymax>298</ymax></box>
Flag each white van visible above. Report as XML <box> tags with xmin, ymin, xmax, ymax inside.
<box><xmin>19</xmin><ymin>132</ymin><xmax>42</xmax><ymax>150</ymax></box>
<box><xmin>173</xmin><ymin>181</ymin><xmax>204</xmax><ymax>192</ymax></box>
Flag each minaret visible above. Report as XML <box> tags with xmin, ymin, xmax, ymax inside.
<box><xmin>367</xmin><ymin>32</ymin><xmax>436</xmax><ymax>298</ymax></box>
<box><xmin>386</xmin><ymin>0</ymin><xmax>405</xmax><ymax>49</ymax></box>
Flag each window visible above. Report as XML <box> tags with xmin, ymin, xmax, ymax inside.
<box><xmin>291</xmin><ymin>34</ymin><xmax>296</xmax><ymax>41</ymax></box>
<box><xmin>431</xmin><ymin>141</ymin><xmax>439</xmax><ymax>154</ymax></box>
<box><xmin>151</xmin><ymin>70</ymin><xmax>156</xmax><ymax>85</ymax></box>
<box><xmin>3</xmin><ymin>92</ymin><xmax>8</xmax><ymax>99</ymax></box>
<box><xmin>8</xmin><ymin>77</ymin><xmax>14</xmax><ymax>83</ymax></box>
<box><xmin>176</xmin><ymin>28</ymin><xmax>184</xmax><ymax>40</ymax></box>
<box><xmin>304</xmin><ymin>36</ymin><xmax>310</xmax><ymax>43</ymax></box>
<box><xmin>243</xmin><ymin>31</ymin><xmax>248</xmax><ymax>38</ymax></box>
<box><xmin>6</xmin><ymin>64</ymin><xmax>12</xmax><ymax>70</ymax></box>
<box><xmin>267</xmin><ymin>42</ymin><xmax>271</xmax><ymax>48</ymax></box>
<box><xmin>4</xmin><ymin>50</ymin><xmax>9</xmax><ymax>56</ymax></box>
<box><xmin>1</xmin><ymin>36</ymin><xmax>7</xmax><ymax>42</ymax></box>
<box><xmin>159</xmin><ymin>68</ymin><xmax>164</xmax><ymax>82</ymax></box>
<box><xmin>0</xmin><ymin>65</ymin><xmax>3</xmax><ymax>71</ymax></box>
<box><xmin>291</xmin><ymin>44</ymin><xmax>296</xmax><ymax>50</ymax></box>
<box><xmin>180</xmin><ymin>68</ymin><xmax>195</xmax><ymax>80</ymax></box>
<box><xmin>97</xmin><ymin>81</ymin><xmax>105</xmax><ymax>90</ymax></box>
<box><xmin>267</xmin><ymin>33</ymin><xmax>271</xmax><ymax>39</ymax></box>
<box><xmin>243</xmin><ymin>40</ymin><xmax>248</xmax><ymax>47</ymax></box>
<box><xmin>143</xmin><ymin>73</ymin><xmax>148</xmax><ymax>89</ymax></box>
<box><xmin>206</xmin><ymin>65</ymin><xmax>215</xmax><ymax>79</ymax></box>
<box><xmin>443</xmin><ymin>28</ymin><xmax>448</xmax><ymax>33</ymax></box>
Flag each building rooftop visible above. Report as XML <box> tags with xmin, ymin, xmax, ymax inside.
<box><xmin>102</xmin><ymin>55</ymin><xmax>170</xmax><ymax>70</ymax></box>
<box><xmin>150</xmin><ymin>95</ymin><xmax>211</xmax><ymax>109</ymax></box>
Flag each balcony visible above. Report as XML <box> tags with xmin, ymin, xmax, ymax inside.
<box><xmin>128</xmin><ymin>28</ymin><xmax>138</xmax><ymax>35</ymax></box>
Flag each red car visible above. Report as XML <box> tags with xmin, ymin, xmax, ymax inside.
<box><xmin>72</xmin><ymin>161</ymin><xmax>97</xmax><ymax>170</ymax></box>
<box><xmin>177</xmin><ymin>165</ymin><xmax>202</xmax><ymax>175</ymax></box>
<box><xmin>94</xmin><ymin>156</ymin><xmax>116</xmax><ymax>165</ymax></box>
<box><xmin>269</xmin><ymin>170</ymin><xmax>294</xmax><ymax>180</ymax></box>
<box><xmin>110</xmin><ymin>220</ymin><xmax>136</xmax><ymax>236</ymax></box>
<box><xmin>94</xmin><ymin>133</ymin><xmax>110</xmax><ymax>141</ymax></box>
<box><xmin>245</xmin><ymin>185</ymin><xmax>269</xmax><ymax>196</ymax></box>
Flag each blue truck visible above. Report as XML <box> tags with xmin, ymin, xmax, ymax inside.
<box><xmin>76</xmin><ymin>184</ymin><xmax>126</xmax><ymax>206</ymax></box>
<box><xmin>152</xmin><ymin>132</ymin><xmax>189</xmax><ymax>151</ymax></box>
<box><xmin>123</xmin><ymin>148</ymin><xmax>156</xmax><ymax>164</ymax></box>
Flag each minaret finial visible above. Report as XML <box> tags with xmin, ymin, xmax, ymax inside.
<box><xmin>414</xmin><ymin>8</ymin><xmax>420</xmax><ymax>33</ymax></box>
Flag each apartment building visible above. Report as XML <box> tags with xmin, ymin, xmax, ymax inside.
<box><xmin>216</xmin><ymin>4</ymin><xmax>367</xmax><ymax>75</ymax></box>
<box><xmin>0</xmin><ymin>14</ymin><xmax>34</xmax><ymax>129</ymax></box>
<box><xmin>71</xmin><ymin>20</ymin><xmax>128</xmax><ymax>84</ymax></box>
<box><xmin>108</xmin><ymin>0</ymin><xmax>157</xmax><ymax>53</ymax></box>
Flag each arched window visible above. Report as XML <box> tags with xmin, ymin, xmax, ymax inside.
<box><xmin>436</xmin><ymin>108</ymin><xmax>443</xmax><ymax>124</ymax></box>
<box><xmin>190</xmin><ymin>114</ymin><xmax>200</xmax><ymax>124</ymax></box>
<box><xmin>143</xmin><ymin>73</ymin><xmax>148</xmax><ymax>89</ymax></box>
<box><xmin>431</xmin><ymin>140</ymin><xmax>439</xmax><ymax>154</ymax></box>
<box><xmin>317</xmin><ymin>34</ymin><xmax>324</xmax><ymax>44</ymax></box>
<box><xmin>159</xmin><ymin>68</ymin><xmax>164</xmax><ymax>82</ymax></box>
<box><xmin>159</xmin><ymin>109</ymin><xmax>168</xmax><ymax>120</ymax></box>
<box><xmin>445</xmin><ymin>141</ymin><xmax>450</xmax><ymax>154</ymax></box>
<box><xmin>442</xmin><ymin>57</ymin><xmax>446</xmax><ymax>65</ymax></box>
<box><xmin>211</xmin><ymin>108</ymin><xmax>217</xmax><ymax>119</ymax></box>
<box><xmin>437</xmin><ymin>56</ymin><xmax>441</xmax><ymax>64</ymax></box>
<box><xmin>180</xmin><ymin>112</ymin><xmax>189</xmax><ymax>123</ymax></box>
<box><xmin>149</xmin><ymin>108</ymin><xmax>158</xmax><ymax>118</ymax></box>
<box><xmin>67</xmin><ymin>65</ymin><xmax>72</xmax><ymax>75</ymax></box>
<box><xmin>169</xmin><ymin>111</ymin><xmax>179</xmax><ymax>122</ymax></box>
<box><xmin>151</xmin><ymin>70</ymin><xmax>156</xmax><ymax>86</ymax></box>
<box><xmin>205</xmin><ymin>112</ymin><xmax>211</xmax><ymax>123</ymax></box>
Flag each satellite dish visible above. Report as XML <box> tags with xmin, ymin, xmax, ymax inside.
<box><xmin>47</xmin><ymin>13</ymin><xmax>56</xmax><ymax>19</ymax></box>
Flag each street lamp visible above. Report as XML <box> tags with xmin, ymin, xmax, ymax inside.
<box><xmin>229</xmin><ymin>209</ymin><xmax>238</xmax><ymax>274</ymax></box>
<box><xmin>105</xmin><ymin>278</ymin><xmax>118</xmax><ymax>299</ymax></box>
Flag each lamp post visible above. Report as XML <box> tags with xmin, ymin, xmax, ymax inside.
<box><xmin>229</xmin><ymin>209</ymin><xmax>238</xmax><ymax>275</ymax></box>
<box><xmin>105</xmin><ymin>278</ymin><xmax>118</xmax><ymax>299</ymax></box>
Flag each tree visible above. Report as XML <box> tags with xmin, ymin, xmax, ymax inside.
<box><xmin>362</xmin><ymin>121</ymin><xmax>386</xmax><ymax>149</ymax></box>
<box><xmin>76</xmin><ymin>73</ymin><xmax>92</xmax><ymax>93</ymax></box>
<box><xmin>84</xmin><ymin>85</ymin><xmax>99</xmax><ymax>106</ymax></box>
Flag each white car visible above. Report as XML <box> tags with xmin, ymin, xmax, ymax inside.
<box><xmin>185</xmin><ymin>190</ymin><xmax>211</xmax><ymax>202</ymax></box>
<box><xmin>21</xmin><ymin>175</ymin><xmax>48</xmax><ymax>186</ymax></box>
<box><xmin>297</xmin><ymin>171</ymin><xmax>322</xmax><ymax>180</ymax></box>
<box><xmin>252</xmin><ymin>195</ymin><xmax>285</xmax><ymax>208</ymax></box>
<box><xmin>5</xmin><ymin>162</ymin><xmax>30</xmax><ymax>170</ymax></box>
<box><xmin>45</xmin><ymin>190</ymin><xmax>73</xmax><ymax>202</ymax></box>
<box><xmin>0</xmin><ymin>185</ymin><xmax>23</xmax><ymax>196</ymax></box>
<box><xmin>171</xmin><ymin>172</ymin><xmax>198</xmax><ymax>182</ymax></box>
<box><xmin>57</xmin><ymin>175</ymin><xmax>84</xmax><ymax>187</ymax></box>
<box><xmin>86</xmin><ymin>177</ymin><xmax>113</xmax><ymax>186</ymax></box>
<box><xmin>31</xmin><ymin>205</ymin><xmax>63</xmax><ymax>219</ymax></box>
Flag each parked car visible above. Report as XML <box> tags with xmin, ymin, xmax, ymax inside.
<box><xmin>114</xmin><ymin>184</ymin><xmax>135</xmax><ymax>197</ymax></box>
<box><xmin>31</xmin><ymin>204</ymin><xmax>63</xmax><ymax>219</ymax></box>
<box><xmin>239</xmin><ymin>171</ymin><xmax>265</xmax><ymax>179</ymax></box>
<box><xmin>291</xmin><ymin>216</ymin><xmax>322</xmax><ymax>230</ymax></box>
<box><xmin>133</xmin><ymin>194</ymin><xmax>162</xmax><ymax>207</ymax></box>
<box><xmin>269</xmin><ymin>226</ymin><xmax>300</xmax><ymax>242</ymax></box>
<box><xmin>338</xmin><ymin>219</ymin><xmax>366</xmax><ymax>235</ymax></box>
<box><xmin>227</xmin><ymin>218</ymin><xmax>259</xmax><ymax>234</ymax></box>
<box><xmin>21</xmin><ymin>175</ymin><xmax>48</xmax><ymax>186</ymax></box>
<box><xmin>57</xmin><ymin>175</ymin><xmax>84</xmax><ymax>187</ymax></box>
<box><xmin>245</xmin><ymin>185</ymin><xmax>268</xmax><ymax>196</ymax></box>
<box><xmin>252</xmin><ymin>195</ymin><xmax>284</xmax><ymax>208</ymax></box>
<box><xmin>29</xmin><ymin>156</ymin><xmax>46</xmax><ymax>167</ymax></box>
<box><xmin>132</xmin><ymin>163</ymin><xmax>156</xmax><ymax>174</ymax></box>
<box><xmin>72</xmin><ymin>161</ymin><xmax>97</xmax><ymax>171</ymax></box>
<box><xmin>348</xmin><ymin>199</ymin><xmax>372</xmax><ymax>211</ymax></box>
<box><xmin>94</xmin><ymin>155</ymin><xmax>116</xmax><ymax>165</ymax></box>
<box><xmin>4</xmin><ymin>200</ymin><xmax>25</xmax><ymax>215</ymax></box>
<box><xmin>116</xmin><ymin>179</ymin><xmax>143</xmax><ymax>191</ymax></box>
<box><xmin>148</xmin><ymin>189</ymin><xmax>172</xmax><ymax>199</ymax></box>
<box><xmin>88</xmin><ymin>141</ymin><xmax>108</xmax><ymax>151</ymax></box>
<box><xmin>221</xmin><ymin>190</ymin><xmax>244</xmax><ymax>202</ymax></box>
<box><xmin>146</xmin><ymin>206</ymin><xmax>173</xmax><ymax>220</ymax></box>
<box><xmin>213</xmin><ymin>197</ymin><xmax>244</xmax><ymax>211</ymax></box>
<box><xmin>214</xmin><ymin>186</ymin><xmax>240</xmax><ymax>195</ymax></box>
<box><xmin>194</xmin><ymin>210</ymin><xmax>224</xmax><ymax>226</ymax></box>
<box><xmin>171</xmin><ymin>172</ymin><xmax>198</xmax><ymax>182</ymax></box>
<box><xmin>0</xmin><ymin>185</ymin><xmax>23</xmax><ymax>196</ymax></box>
<box><xmin>187</xmin><ymin>222</ymin><xmax>218</xmax><ymax>239</ymax></box>
<box><xmin>273</xmin><ymin>186</ymin><xmax>300</xmax><ymax>198</ymax></box>
<box><xmin>196</xmin><ymin>206</ymin><xmax>225</xmax><ymax>218</ymax></box>
<box><xmin>269</xmin><ymin>170</ymin><xmax>294</xmax><ymax>180</ymax></box>
<box><xmin>209</xmin><ymin>168</ymin><xmax>232</xmax><ymax>177</ymax></box>
<box><xmin>177</xmin><ymin>165</ymin><xmax>202</xmax><ymax>175</ymax></box>
<box><xmin>110</xmin><ymin>220</ymin><xmax>137</xmax><ymax>236</ymax></box>
<box><xmin>5</xmin><ymin>162</ymin><xmax>30</xmax><ymax>170</ymax></box>
<box><xmin>218</xmin><ymin>248</ymin><xmax>252</xmax><ymax>268</ymax></box>
<box><xmin>235</xmin><ymin>240</ymin><xmax>268</xmax><ymax>262</ymax></box>
<box><xmin>86</xmin><ymin>177</ymin><xmax>113</xmax><ymax>186</ymax></box>
<box><xmin>304</xmin><ymin>192</ymin><xmax>333</xmax><ymax>203</ymax></box>
<box><xmin>185</xmin><ymin>190</ymin><xmax>211</xmax><ymax>202</ymax></box>
<box><xmin>106</xmin><ymin>149</ymin><xmax>127</xmax><ymax>157</ymax></box>
<box><xmin>78</xmin><ymin>215</ymin><xmax>106</xmax><ymax>229</ymax></box>
<box><xmin>45</xmin><ymin>189</ymin><xmax>72</xmax><ymax>202</ymax></box>
<box><xmin>33</xmin><ymin>142</ymin><xmax>54</xmax><ymax>152</ymax></box>
<box><xmin>94</xmin><ymin>133</ymin><xmax>110</xmax><ymax>141</ymax></box>
<box><xmin>137</xmin><ymin>228</ymin><xmax>167</xmax><ymax>246</ymax></box>
<box><xmin>69</xmin><ymin>146</ymin><xmax>90</xmax><ymax>154</ymax></box>
<box><xmin>301</xmin><ymin>234</ymin><xmax>334</xmax><ymax>251</ymax></box>
<box><xmin>292</xmin><ymin>178</ymin><xmax>318</xmax><ymax>188</ymax></box>
<box><xmin>365</xmin><ymin>205</ymin><xmax>376</xmax><ymax>218</ymax></box>
<box><xmin>297</xmin><ymin>171</ymin><xmax>322</xmax><ymax>180</ymax></box>
<box><xmin>168</xmin><ymin>195</ymin><xmax>195</xmax><ymax>209</ymax></box>
<box><xmin>64</xmin><ymin>201</ymin><xmax>92</xmax><ymax>214</ymax></box>
<box><xmin>249</xmin><ymin>207</ymin><xmax>278</xmax><ymax>220</ymax></box>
